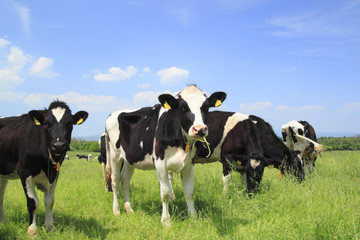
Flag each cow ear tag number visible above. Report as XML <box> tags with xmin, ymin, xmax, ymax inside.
<box><xmin>34</xmin><ymin>118</ymin><xmax>41</xmax><ymax>126</ymax></box>
<box><xmin>215</xmin><ymin>99</ymin><xmax>222</xmax><ymax>107</ymax></box>
<box><xmin>163</xmin><ymin>101</ymin><xmax>171</xmax><ymax>110</ymax></box>
<box><xmin>76</xmin><ymin>118</ymin><xmax>84</xmax><ymax>125</ymax></box>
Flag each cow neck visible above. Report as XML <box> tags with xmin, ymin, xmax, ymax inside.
<box><xmin>47</xmin><ymin>148</ymin><xmax>61</xmax><ymax>172</ymax></box>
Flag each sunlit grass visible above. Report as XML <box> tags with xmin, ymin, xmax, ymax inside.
<box><xmin>0</xmin><ymin>151</ymin><xmax>359</xmax><ymax>239</ymax></box>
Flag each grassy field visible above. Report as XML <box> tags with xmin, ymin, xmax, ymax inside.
<box><xmin>0</xmin><ymin>150</ymin><xmax>359</xmax><ymax>239</ymax></box>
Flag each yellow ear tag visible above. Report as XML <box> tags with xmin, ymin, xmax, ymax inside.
<box><xmin>34</xmin><ymin>118</ymin><xmax>41</xmax><ymax>126</ymax></box>
<box><xmin>56</xmin><ymin>162</ymin><xmax>61</xmax><ymax>171</ymax></box>
<box><xmin>278</xmin><ymin>172</ymin><xmax>283</xmax><ymax>178</ymax></box>
<box><xmin>76</xmin><ymin>118</ymin><xmax>84</xmax><ymax>125</ymax></box>
<box><xmin>163</xmin><ymin>101</ymin><xmax>171</xmax><ymax>110</ymax></box>
<box><xmin>215</xmin><ymin>99</ymin><xmax>222</xmax><ymax>107</ymax></box>
<box><xmin>101</xmin><ymin>162</ymin><xmax>105</xmax><ymax>166</ymax></box>
<box><xmin>185</xmin><ymin>143</ymin><xmax>190</xmax><ymax>152</ymax></box>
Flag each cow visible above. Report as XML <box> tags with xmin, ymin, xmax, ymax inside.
<box><xmin>281</xmin><ymin>120</ymin><xmax>323</xmax><ymax>173</ymax></box>
<box><xmin>0</xmin><ymin>101</ymin><xmax>88</xmax><ymax>236</ymax></box>
<box><xmin>98</xmin><ymin>133</ymin><xmax>107</xmax><ymax>181</ymax></box>
<box><xmin>76</xmin><ymin>154</ymin><xmax>88</xmax><ymax>160</ymax></box>
<box><xmin>105</xmin><ymin>85</ymin><xmax>226</xmax><ymax>226</ymax></box>
<box><xmin>193</xmin><ymin>111</ymin><xmax>305</xmax><ymax>192</ymax></box>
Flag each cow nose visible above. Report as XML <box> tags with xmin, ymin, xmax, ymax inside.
<box><xmin>53</xmin><ymin>141</ymin><xmax>66</xmax><ymax>152</ymax></box>
<box><xmin>192</xmin><ymin>125</ymin><xmax>208</xmax><ymax>137</ymax></box>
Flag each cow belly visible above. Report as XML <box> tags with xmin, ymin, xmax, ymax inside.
<box><xmin>133</xmin><ymin>154</ymin><xmax>155</xmax><ymax>170</ymax></box>
<box><xmin>164</xmin><ymin>147</ymin><xmax>189</xmax><ymax>173</ymax></box>
<box><xmin>0</xmin><ymin>172</ymin><xmax>19</xmax><ymax>180</ymax></box>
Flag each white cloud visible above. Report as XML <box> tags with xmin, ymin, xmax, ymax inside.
<box><xmin>24</xmin><ymin>92</ymin><xmax>126</xmax><ymax>113</ymax></box>
<box><xmin>7</xmin><ymin>47</ymin><xmax>30</xmax><ymax>72</ymax></box>
<box><xmin>133</xmin><ymin>90</ymin><xmax>171</xmax><ymax>106</ymax></box>
<box><xmin>301</xmin><ymin>105</ymin><xmax>325</xmax><ymax>111</ymax></box>
<box><xmin>137</xmin><ymin>83</ymin><xmax>149</xmax><ymax>89</ymax></box>
<box><xmin>17</xmin><ymin>4</ymin><xmax>30</xmax><ymax>36</ymax></box>
<box><xmin>275</xmin><ymin>105</ymin><xmax>289</xmax><ymax>110</ymax></box>
<box><xmin>29</xmin><ymin>57</ymin><xmax>59</xmax><ymax>78</ymax></box>
<box><xmin>239</xmin><ymin>101</ymin><xmax>273</xmax><ymax>112</ymax></box>
<box><xmin>0</xmin><ymin>68</ymin><xmax>24</xmax><ymax>88</ymax></box>
<box><xmin>94</xmin><ymin>65</ymin><xmax>137</xmax><ymax>82</ymax></box>
<box><xmin>143</xmin><ymin>67</ymin><xmax>151</xmax><ymax>73</ymax></box>
<box><xmin>0</xmin><ymin>38</ymin><xmax>11</xmax><ymax>48</ymax></box>
<box><xmin>157</xmin><ymin>66</ymin><xmax>189</xmax><ymax>86</ymax></box>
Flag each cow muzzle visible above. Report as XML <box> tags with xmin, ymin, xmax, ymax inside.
<box><xmin>191</xmin><ymin>125</ymin><xmax>208</xmax><ymax>138</ymax></box>
<box><xmin>51</xmin><ymin>138</ymin><xmax>69</xmax><ymax>156</ymax></box>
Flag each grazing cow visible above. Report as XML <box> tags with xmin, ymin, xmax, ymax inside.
<box><xmin>281</xmin><ymin>120</ymin><xmax>323</xmax><ymax>173</ymax></box>
<box><xmin>105</xmin><ymin>85</ymin><xmax>226</xmax><ymax>225</ymax></box>
<box><xmin>0</xmin><ymin>101</ymin><xmax>88</xmax><ymax>235</ymax></box>
<box><xmin>193</xmin><ymin>112</ymin><xmax>304</xmax><ymax>192</ymax></box>
<box><xmin>76</xmin><ymin>154</ymin><xmax>88</xmax><ymax>160</ymax></box>
<box><xmin>98</xmin><ymin>133</ymin><xmax>107</xmax><ymax>180</ymax></box>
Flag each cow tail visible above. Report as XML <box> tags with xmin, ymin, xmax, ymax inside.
<box><xmin>294</xmin><ymin>134</ymin><xmax>324</xmax><ymax>156</ymax></box>
<box><xmin>104</xmin><ymin>131</ymin><xmax>113</xmax><ymax>192</ymax></box>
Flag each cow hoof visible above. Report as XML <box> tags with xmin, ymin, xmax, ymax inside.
<box><xmin>113</xmin><ymin>210</ymin><xmax>121</xmax><ymax>216</ymax></box>
<box><xmin>45</xmin><ymin>224</ymin><xmax>55</xmax><ymax>232</ymax></box>
<box><xmin>161</xmin><ymin>217</ymin><xmax>171</xmax><ymax>227</ymax></box>
<box><xmin>124</xmin><ymin>203</ymin><xmax>134</xmax><ymax>213</ymax></box>
<box><xmin>27</xmin><ymin>224</ymin><xmax>37</xmax><ymax>236</ymax></box>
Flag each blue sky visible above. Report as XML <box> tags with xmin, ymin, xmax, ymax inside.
<box><xmin>0</xmin><ymin>0</ymin><xmax>359</xmax><ymax>138</ymax></box>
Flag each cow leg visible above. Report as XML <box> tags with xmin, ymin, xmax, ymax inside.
<box><xmin>168</xmin><ymin>171</ymin><xmax>176</xmax><ymax>201</ymax></box>
<box><xmin>22</xmin><ymin>176</ymin><xmax>40</xmax><ymax>236</ymax></box>
<box><xmin>154</xmin><ymin>160</ymin><xmax>172</xmax><ymax>226</ymax></box>
<box><xmin>222</xmin><ymin>161</ymin><xmax>232</xmax><ymax>192</ymax></box>
<box><xmin>120</xmin><ymin>161</ymin><xmax>135</xmax><ymax>213</ymax></box>
<box><xmin>180</xmin><ymin>163</ymin><xmax>197</xmax><ymax>218</ymax></box>
<box><xmin>111</xmin><ymin>157</ymin><xmax>123</xmax><ymax>215</ymax></box>
<box><xmin>0</xmin><ymin>178</ymin><xmax>8</xmax><ymax>223</ymax></box>
<box><xmin>44</xmin><ymin>179</ymin><xmax>57</xmax><ymax>231</ymax></box>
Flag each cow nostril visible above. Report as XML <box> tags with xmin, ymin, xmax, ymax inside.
<box><xmin>193</xmin><ymin>126</ymin><xmax>208</xmax><ymax>137</ymax></box>
<box><xmin>53</xmin><ymin>141</ymin><xmax>66</xmax><ymax>150</ymax></box>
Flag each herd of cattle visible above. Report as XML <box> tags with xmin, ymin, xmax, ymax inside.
<box><xmin>0</xmin><ymin>85</ymin><xmax>323</xmax><ymax>235</ymax></box>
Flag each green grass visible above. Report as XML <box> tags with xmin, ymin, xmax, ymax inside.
<box><xmin>0</xmin><ymin>151</ymin><xmax>359</xmax><ymax>239</ymax></box>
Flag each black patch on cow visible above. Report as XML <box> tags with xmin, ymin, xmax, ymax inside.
<box><xmin>117</xmin><ymin>105</ymin><xmax>161</xmax><ymax>164</ymax></box>
<box><xmin>298</xmin><ymin>128</ymin><xmax>304</xmax><ymax>135</ymax></box>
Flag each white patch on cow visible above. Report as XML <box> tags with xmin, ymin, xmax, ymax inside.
<box><xmin>139</xmin><ymin>141</ymin><xmax>143</xmax><ymax>149</ymax></box>
<box><xmin>252</xmin><ymin>120</ymin><xmax>257</xmax><ymax>124</ymax></box>
<box><xmin>207</xmin><ymin>113</ymin><xmax>249</xmax><ymax>162</ymax></box>
<box><xmin>163</xmin><ymin>146</ymin><xmax>190</xmax><ymax>173</ymax></box>
<box><xmin>32</xmin><ymin>170</ymin><xmax>51</xmax><ymax>192</ymax></box>
<box><xmin>133</xmin><ymin>153</ymin><xmax>155</xmax><ymax>170</ymax></box>
<box><xmin>51</xmin><ymin>107</ymin><xmax>66</xmax><ymax>123</ymax></box>
<box><xmin>250</xmin><ymin>159</ymin><xmax>260</xmax><ymax>169</ymax></box>
<box><xmin>25</xmin><ymin>176</ymin><xmax>40</xmax><ymax>233</ymax></box>
<box><xmin>146</xmin><ymin>127</ymin><xmax>149</xmax><ymax>131</ymax></box>
<box><xmin>178</xmin><ymin>86</ymin><xmax>207</xmax><ymax>137</ymax></box>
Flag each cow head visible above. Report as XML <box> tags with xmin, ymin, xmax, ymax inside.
<box><xmin>282</xmin><ymin>150</ymin><xmax>305</xmax><ymax>181</ymax></box>
<box><xmin>158</xmin><ymin>85</ymin><xmax>226</xmax><ymax>141</ymax></box>
<box><xmin>28</xmin><ymin>101</ymin><xmax>88</xmax><ymax>160</ymax></box>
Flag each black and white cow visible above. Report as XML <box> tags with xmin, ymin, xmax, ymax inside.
<box><xmin>98</xmin><ymin>133</ymin><xmax>107</xmax><ymax>181</ymax></box>
<box><xmin>193</xmin><ymin>111</ymin><xmax>304</xmax><ymax>192</ymax></box>
<box><xmin>76</xmin><ymin>154</ymin><xmax>88</xmax><ymax>160</ymax></box>
<box><xmin>105</xmin><ymin>85</ymin><xmax>226</xmax><ymax>226</ymax></box>
<box><xmin>281</xmin><ymin>120</ymin><xmax>323</xmax><ymax>173</ymax></box>
<box><xmin>0</xmin><ymin>101</ymin><xmax>88</xmax><ymax>235</ymax></box>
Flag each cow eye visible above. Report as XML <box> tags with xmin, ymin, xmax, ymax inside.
<box><xmin>181</xmin><ymin>105</ymin><xmax>189</xmax><ymax>112</ymax></box>
<box><xmin>44</xmin><ymin>122</ymin><xmax>52</xmax><ymax>128</ymax></box>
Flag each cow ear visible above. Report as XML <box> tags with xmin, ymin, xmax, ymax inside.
<box><xmin>28</xmin><ymin>110</ymin><xmax>45</xmax><ymax>126</ymax></box>
<box><xmin>158</xmin><ymin>94</ymin><xmax>178</xmax><ymax>110</ymax></box>
<box><xmin>208</xmin><ymin>92</ymin><xmax>227</xmax><ymax>108</ymax></box>
<box><xmin>73</xmin><ymin>111</ymin><xmax>89</xmax><ymax>125</ymax></box>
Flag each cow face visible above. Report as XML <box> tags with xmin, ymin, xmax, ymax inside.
<box><xmin>158</xmin><ymin>85</ymin><xmax>226</xmax><ymax>140</ymax></box>
<box><xmin>283</xmin><ymin>150</ymin><xmax>305</xmax><ymax>181</ymax></box>
<box><xmin>28</xmin><ymin>101</ymin><xmax>88</xmax><ymax>159</ymax></box>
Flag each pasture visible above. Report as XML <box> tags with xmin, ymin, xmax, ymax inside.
<box><xmin>0</xmin><ymin>150</ymin><xmax>359</xmax><ymax>239</ymax></box>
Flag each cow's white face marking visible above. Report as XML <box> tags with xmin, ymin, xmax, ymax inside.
<box><xmin>250</xmin><ymin>159</ymin><xmax>261</xmax><ymax>169</ymax></box>
<box><xmin>139</xmin><ymin>141</ymin><xmax>143</xmax><ymax>149</ymax></box>
<box><xmin>52</xmin><ymin>107</ymin><xmax>66</xmax><ymax>123</ymax></box>
<box><xmin>180</xmin><ymin>86</ymin><xmax>207</xmax><ymax>126</ymax></box>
